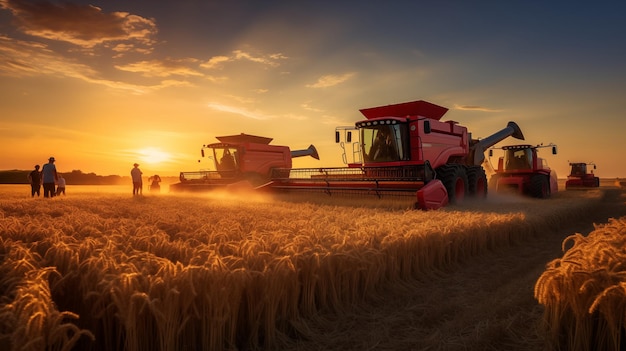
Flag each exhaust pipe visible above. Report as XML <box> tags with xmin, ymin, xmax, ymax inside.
<box><xmin>469</xmin><ymin>121</ymin><xmax>524</xmax><ymax>166</ymax></box>
<box><xmin>291</xmin><ymin>144</ymin><xmax>320</xmax><ymax>160</ymax></box>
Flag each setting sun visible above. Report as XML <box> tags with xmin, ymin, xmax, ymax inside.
<box><xmin>138</xmin><ymin>147</ymin><xmax>171</xmax><ymax>165</ymax></box>
<box><xmin>0</xmin><ymin>1</ymin><xmax>625</xmax><ymax>179</ymax></box>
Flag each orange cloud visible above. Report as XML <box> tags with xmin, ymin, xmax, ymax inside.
<box><xmin>200</xmin><ymin>50</ymin><xmax>287</xmax><ymax>70</ymax></box>
<box><xmin>200</xmin><ymin>56</ymin><xmax>230</xmax><ymax>69</ymax></box>
<box><xmin>206</xmin><ymin>101</ymin><xmax>308</xmax><ymax>121</ymax></box>
<box><xmin>453</xmin><ymin>104</ymin><xmax>504</xmax><ymax>112</ymax></box>
<box><xmin>232</xmin><ymin>50</ymin><xmax>286</xmax><ymax>67</ymax></box>
<box><xmin>207</xmin><ymin>102</ymin><xmax>273</xmax><ymax>120</ymax></box>
<box><xmin>0</xmin><ymin>0</ymin><xmax>157</xmax><ymax>49</ymax></box>
<box><xmin>0</xmin><ymin>35</ymin><xmax>188</xmax><ymax>94</ymax></box>
<box><xmin>306</xmin><ymin>73</ymin><xmax>355</xmax><ymax>88</ymax></box>
<box><xmin>0</xmin><ymin>34</ymin><xmax>97</xmax><ymax>77</ymax></box>
<box><xmin>0</xmin><ymin>1</ymin><xmax>291</xmax><ymax>96</ymax></box>
<box><xmin>115</xmin><ymin>58</ymin><xmax>204</xmax><ymax>78</ymax></box>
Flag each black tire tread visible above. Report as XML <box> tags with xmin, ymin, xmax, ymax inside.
<box><xmin>437</xmin><ymin>164</ymin><xmax>468</xmax><ymax>204</ymax></box>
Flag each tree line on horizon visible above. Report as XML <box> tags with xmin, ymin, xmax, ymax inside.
<box><xmin>0</xmin><ymin>169</ymin><xmax>127</xmax><ymax>185</ymax></box>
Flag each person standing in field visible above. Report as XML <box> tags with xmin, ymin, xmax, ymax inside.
<box><xmin>41</xmin><ymin>157</ymin><xmax>58</xmax><ymax>198</ymax></box>
<box><xmin>56</xmin><ymin>175</ymin><xmax>66</xmax><ymax>196</ymax></box>
<box><xmin>149</xmin><ymin>174</ymin><xmax>161</xmax><ymax>193</ymax></box>
<box><xmin>131</xmin><ymin>163</ymin><xmax>143</xmax><ymax>195</ymax></box>
<box><xmin>27</xmin><ymin>165</ymin><xmax>41</xmax><ymax>197</ymax></box>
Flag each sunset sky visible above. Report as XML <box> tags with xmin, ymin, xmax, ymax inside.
<box><xmin>1</xmin><ymin>0</ymin><xmax>625</xmax><ymax>178</ymax></box>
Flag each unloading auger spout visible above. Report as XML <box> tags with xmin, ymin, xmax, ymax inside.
<box><xmin>469</xmin><ymin>121</ymin><xmax>525</xmax><ymax>166</ymax></box>
<box><xmin>290</xmin><ymin>145</ymin><xmax>319</xmax><ymax>160</ymax></box>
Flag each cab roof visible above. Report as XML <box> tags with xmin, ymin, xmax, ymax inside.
<box><xmin>359</xmin><ymin>100</ymin><xmax>448</xmax><ymax>120</ymax></box>
<box><xmin>215</xmin><ymin>133</ymin><xmax>273</xmax><ymax>145</ymax></box>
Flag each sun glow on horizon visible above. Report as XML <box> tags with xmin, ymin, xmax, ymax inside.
<box><xmin>137</xmin><ymin>147</ymin><xmax>171</xmax><ymax>165</ymax></box>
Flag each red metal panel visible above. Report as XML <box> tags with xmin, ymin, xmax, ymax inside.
<box><xmin>215</xmin><ymin>133</ymin><xmax>273</xmax><ymax>145</ymax></box>
<box><xmin>495</xmin><ymin>176</ymin><xmax>526</xmax><ymax>194</ymax></box>
<box><xmin>359</xmin><ymin>100</ymin><xmax>448</xmax><ymax>120</ymax></box>
<box><xmin>239</xmin><ymin>143</ymin><xmax>291</xmax><ymax>174</ymax></box>
<box><xmin>416</xmin><ymin>180</ymin><xmax>448</xmax><ymax>210</ymax></box>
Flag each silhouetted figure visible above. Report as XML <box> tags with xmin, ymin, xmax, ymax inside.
<box><xmin>28</xmin><ymin>165</ymin><xmax>41</xmax><ymax>197</ymax></box>
<box><xmin>370</xmin><ymin>129</ymin><xmax>396</xmax><ymax>161</ymax></box>
<box><xmin>56</xmin><ymin>175</ymin><xmax>66</xmax><ymax>196</ymax></box>
<box><xmin>131</xmin><ymin>163</ymin><xmax>143</xmax><ymax>195</ymax></box>
<box><xmin>41</xmin><ymin>157</ymin><xmax>58</xmax><ymax>198</ymax></box>
<box><xmin>219</xmin><ymin>150</ymin><xmax>236</xmax><ymax>171</ymax></box>
<box><xmin>149</xmin><ymin>174</ymin><xmax>161</xmax><ymax>193</ymax></box>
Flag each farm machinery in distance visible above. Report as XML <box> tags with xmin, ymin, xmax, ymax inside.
<box><xmin>261</xmin><ymin>99</ymin><xmax>526</xmax><ymax>210</ymax></box>
<box><xmin>488</xmin><ymin>143</ymin><xmax>559</xmax><ymax>198</ymax></box>
<box><xmin>169</xmin><ymin>134</ymin><xmax>319</xmax><ymax>192</ymax></box>
<box><xmin>565</xmin><ymin>162</ymin><xmax>600</xmax><ymax>189</ymax></box>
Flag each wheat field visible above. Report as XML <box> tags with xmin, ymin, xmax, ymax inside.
<box><xmin>0</xmin><ymin>184</ymin><xmax>610</xmax><ymax>350</ymax></box>
<box><xmin>535</xmin><ymin>199</ymin><xmax>626</xmax><ymax>351</ymax></box>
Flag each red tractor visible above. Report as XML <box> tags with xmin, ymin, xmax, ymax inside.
<box><xmin>488</xmin><ymin>144</ymin><xmax>558</xmax><ymax>198</ymax></box>
<box><xmin>565</xmin><ymin>162</ymin><xmax>599</xmax><ymax>189</ymax></box>
<box><xmin>263</xmin><ymin>100</ymin><xmax>525</xmax><ymax>210</ymax></box>
<box><xmin>170</xmin><ymin>134</ymin><xmax>319</xmax><ymax>192</ymax></box>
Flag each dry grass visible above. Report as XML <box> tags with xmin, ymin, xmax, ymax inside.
<box><xmin>0</xmin><ymin>184</ymin><xmax>610</xmax><ymax>350</ymax></box>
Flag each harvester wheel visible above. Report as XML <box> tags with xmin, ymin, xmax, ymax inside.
<box><xmin>437</xmin><ymin>164</ymin><xmax>468</xmax><ymax>205</ymax></box>
<box><xmin>467</xmin><ymin>166</ymin><xmax>488</xmax><ymax>198</ymax></box>
<box><xmin>530</xmin><ymin>174</ymin><xmax>550</xmax><ymax>198</ymax></box>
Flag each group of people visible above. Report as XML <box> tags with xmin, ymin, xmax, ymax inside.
<box><xmin>28</xmin><ymin>159</ymin><xmax>161</xmax><ymax>197</ymax></box>
<box><xmin>131</xmin><ymin>163</ymin><xmax>161</xmax><ymax>195</ymax></box>
<box><xmin>28</xmin><ymin>156</ymin><xmax>65</xmax><ymax>198</ymax></box>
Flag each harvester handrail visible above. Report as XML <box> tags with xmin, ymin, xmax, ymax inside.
<box><xmin>180</xmin><ymin>170</ymin><xmax>235</xmax><ymax>181</ymax></box>
<box><xmin>271</xmin><ymin>165</ymin><xmax>429</xmax><ymax>182</ymax></box>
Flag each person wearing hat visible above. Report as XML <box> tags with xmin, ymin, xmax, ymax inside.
<box><xmin>27</xmin><ymin>165</ymin><xmax>41</xmax><ymax>197</ymax></box>
<box><xmin>41</xmin><ymin>157</ymin><xmax>58</xmax><ymax>198</ymax></box>
<box><xmin>131</xmin><ymin>163</ymin><xmax>143</xmax><ymax>195</ymax></box>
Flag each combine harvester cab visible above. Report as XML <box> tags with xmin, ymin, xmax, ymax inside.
<box><xmin>170</xmin><ymin>134</ymin><xmax>319</xmax><ymax>192</ymax></box>
<box><xmin>565</xmin><ymin>162</ymin><xmax>600</xmax><ymax>189</ymax></box>
<box><xmin>488</xmin><ymin>144</ymin><xmax>559</xmax><ymax>198</ymax></box>
<box><xmin>264</xmin><ymin>100</ymin><xmax>525</xmax><ymax>210</ymax></box>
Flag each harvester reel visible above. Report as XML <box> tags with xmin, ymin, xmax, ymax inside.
<box><xmin>437</xmin><ymin>164</ymin><xmax>468</xmax><ymax>205</ymax></box>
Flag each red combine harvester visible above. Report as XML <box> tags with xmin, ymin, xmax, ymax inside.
<box><xmin>262</xmin><ymin>100</ymin><xmax>525</xmax><ymax>210</ymax></box>
<box><xmin>565</xmin><ymin>162</ymin><xmax>599</xmax><ymax>189</ymax></box>
<box><xmin>488</xmin><ymin>144</ymin><xmax>558</xmax><ymax>198</ymax></box>
<box><xmin>170</xmin><ymin>134</ymin><xmax>319</xmax><ymax>192</ymax></box>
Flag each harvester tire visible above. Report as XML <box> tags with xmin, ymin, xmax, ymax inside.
<box><xmin>530</xmin><ymin>174</ymin><xmax>550</xmax><ymax>198</ymax></box>
<box><xmin>437</xmin><ymin>164</ymin><xmax>468</xmax><ymax>205</ymax></box>
<box><xmin>467</xmin><ymin>166</ymin><xmax>488</xmax><ymax>198</ymax></box>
